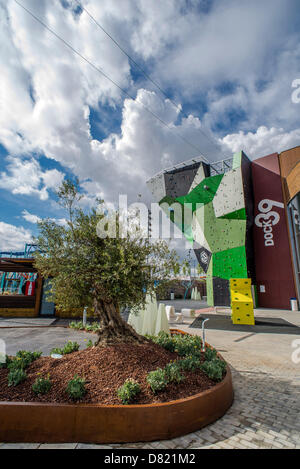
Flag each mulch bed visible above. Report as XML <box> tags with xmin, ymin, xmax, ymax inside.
<box><xmin>0</xmin><ymin>342</ymin><xmax>219</xmax><ymax>405</ymax></box>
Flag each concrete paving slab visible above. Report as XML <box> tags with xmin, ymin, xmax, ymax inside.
<box><xmin>0</xmin><ymin>318</ymin><xmax>56</xmax><ymax>327</ymax></box>
<box><xmin>0</xmin><ymin>327</ymin><xmax>96</xmax><ymax>356</ymax></box>
<box><xmin>39</xmin><ymin>443</ymin><xmax>77</xmax><ymax>449</ymax></box>
<box><xmin>0</xmin><ymin>443</ymin><xmax>40</xmax><ymax>449</ymax></box>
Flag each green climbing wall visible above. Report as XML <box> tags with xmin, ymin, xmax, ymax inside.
<box><xmin>147</xmin><ymin>150</ymin><xmax>254</xmax><ymax>306</ymax></box>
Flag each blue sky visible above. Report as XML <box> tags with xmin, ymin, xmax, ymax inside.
<box><xmin>0</xmin><ymin>0</ymin><xmax>300</xmax><ymax>251</ymax></box>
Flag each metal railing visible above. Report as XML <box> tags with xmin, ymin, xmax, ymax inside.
<box><xmin>147</xmin><ymin>155</ymin><xmax>233</xmax><ymax>182</ymax></box>
<box><xmin>0</xmin><ymin>244</ymin><xmax>38</xmax><ymax>259</ymax></box>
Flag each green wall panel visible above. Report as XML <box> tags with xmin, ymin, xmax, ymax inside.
<box><xmin>217</xmin><ymin>208</ymin><xmax>247</xmax><ymax>220</ymax></box>
<box><xmin>212</xmin><ymin>246</ymin><xmax>248</xmax><ymax>279</ymax></box>
<box><xmin>176</xmin><ymin>174</ymin><xmax>223</xmax><ymax>211</ymax></box>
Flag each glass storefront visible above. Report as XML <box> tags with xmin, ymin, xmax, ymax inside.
<box><xmin>288</xmin><ymin>193</ymin><xmax>300</xmax><ymax>301</ymax></box>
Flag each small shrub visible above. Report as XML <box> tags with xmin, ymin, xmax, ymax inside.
<box><xmin>51</xmin><ymin>341</ymin><xmax>80</xmax><ymax>356</ymax></box>
<box><xmin>32</xmin><ymin>375</ymin><xmax>52</xmax><ymax>395</ymax></box>
<box><xmin>69</xmin><ymin>321</ymin><xmax>100</xmax><ymax>332</ymax></box>
<box><xmin>173</xmin><ymin>334</ymin><xmax>202</xmax><ymax>357</ymax></box>
<box><xmin>150</xmin><ymin>332</ymin><xmax>176</xmax><ymax>352</ymax></box>
<box><xmin>8</xmin><ymin>368</ymin><xmax>27</xmax><ymax>387</ymax></box>
<box><xmin>15</xmin><ymin>350</ymin><xmax>42</xmax><ymax>367</ymax></box>
<box><xmin>69</xmin><ymin>321</ymin><xmax>84</xmax><ymax>330</ymax></box>
<box><xmin>204</xmin><ymin>347</ymin><xmax>218</xmax><ymax>361</ymax></box>
<box><xmin>148</xmin><ymin>332</ymin><xmax>202</xmax><ymax>358</ymax></box>
<box><xmin>91</xmin><ymin>322</ymin><xmax>100</xmax><ymax>332</ymax></box>
<box><xmin>66</xmin><ymin>375</ymin><xmax>86</xmax><ymax>400</ymax></box>
<box><xmin>7</xmin><ymin>357</ymin><xmax>26</xmax><ymax>370</ymax></box>
<box><xmin>178</xmin><ymin>355</ymin><xmax>201</xmax><ymax>372</ymax></box>
<box><xmin>50</xmin><ymin>347</ymin><xmax>63</xmax><ymax>355</ymax></box>
<box><xmin>216</xmin><ymin>357</ymin><xmax>227</xmax><ymax>374</ymax></box>
<box><xmin>164</xmin><ymin>361</ymin><xmax>184</xmax><ymax>384</ymax></box>
<box><xmin>200</xmin><ymin>359</ymin><xmax>225</xmax><ymax>382</ymax></box>
<box><xmin>7</xmin><ymin>351</ymin><xmax>41</xmax><ymax>371</ymax></box>
<box><xmin>62</xmin><ymin>341</ymin><xmax>80</xmax><ymax>354</ymax></box>
<box><xmin>147</xmin><ymin>368</ymin><xmax>167</xmax><ymax>393</ymax></box>
<box><xmin>85</xmin><ymin>339</ymin><xmax>94</xmax><ymax>348</ymax></box>
<box><xmin>117</xmin><ymin>378</ymin><xmax>141</xmax><ymax>404</ymax></box>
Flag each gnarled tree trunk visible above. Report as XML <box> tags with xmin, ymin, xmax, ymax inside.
<box><xmin>93</xmin><ymin>297</ymin><xmax>146</xmax><ymax>346</ymax></box>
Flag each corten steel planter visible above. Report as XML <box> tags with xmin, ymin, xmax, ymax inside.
<box><xmin>0</xmin><ymin>331</ymin><xmax>233</xmax><ymax>443</ymax></box>
<box><xmin>0</xmin><ymin>368</ymin><xmax>233</xmax><ymax>444</ymax></box>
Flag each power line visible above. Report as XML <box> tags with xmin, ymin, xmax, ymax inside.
<box><xmin>73</xmin><ymin>0</ymin><xmax>222</xmax><ymax>155</ymax></box>
<box><xmin>13</xmin><ymin>0</ymin><xmax>209</xmax><ymax>162</ymax></box>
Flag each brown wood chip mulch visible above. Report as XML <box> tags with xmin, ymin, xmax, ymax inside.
<box><xmin>0</xmin><ymin>342</ymin><xmax>220</xmax><ymax>405</ymax></box>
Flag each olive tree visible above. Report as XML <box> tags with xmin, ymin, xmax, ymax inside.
<box><xmin>34</xmin><ymin>180</ymin><xmax>179</xmax><ymax>345</ymax></box>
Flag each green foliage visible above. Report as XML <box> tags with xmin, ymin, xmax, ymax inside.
<box><xmin>164</xmin><ymin>361</ymin><xmax>184</xmax><ymax>384</ymax></box>
<box><xmin>69</xmin><ymin>321</ymin><xmax>101</xmax><ymax>333</ymax></box>
<box><xmin>85</xmin><ymin>322</ymin><xmax>100</xmax><ymax>332</ymax></box>
<box><xmin>146</xmin><ymin>368</ymin><xmax>168</xmax><ymax>393</ymax></box>
<box><xmin>85</xmin><ymin>339</ymin><xmax>94</xmax><ymax>348</ymax></box>
<box><xmin>204</xmin><ymin>347</ymin><xmax>218</xmax><ymax>361</ymax></box>
<box><xmin>32</xmin><ymin>375</ymin><xmax>52</xmax><ymax>395</ymax></box>
<box><xmin>8</xmin><ymin>368</ymin><xmax>27</xmax><ymax>387</ymax></box>
<box><xmin>216</xmin><ymin>357</ymin><xmax>227</xmax><ymax>374</ymax></box>
<box><xmin>178</xmin><ymin>355</ymin><xmax>201</xmax><ymax>372</ymax></box>
<box><xmin>50</xmin><ymin>347</ymin><xmax>63</xmax><ymax>355</ymax></box>
<box><xmin>15</xmin><ymin>350</ymin><xmax>42</xmax><ymax>367</ymax></box>
<box><xmin>7</xmin><ymin>357</ymin><xmax>25</xmax><ymax>370</ymax></box>
<box><xmin>62</xmin><ymin>341</ymin><xmax>80</xmax><ymax>354</ymax></box>
<box><xmin>117</xmin><ymin>378</ymin><xmax>141</xmax><ymax>404</ymax></box>
<box><xmin>200</xmin><ymin>358</ymin><xmax>226</xmax><ymax>382</ymax></box>
<box><xmin>172</xmin><ymin>334</ymin><xmax>202</xmax><ymax>357</ymax></box>
<box><xmin>7</xmin><ymin>351</ymin><xmax>42</xmax><ymax>371</ymax></box>
<box><xmin>149</xmin><ymin>331</ymin><xmax>175</xmax><ymax>352</ymax></box>
<box><xmin>149</xmin><ymin>332</ymin><xmax>202</xmax><ymax>358</ymax></box>
<box><xmin>51</xmin><ymin>341</ymin><xmax>79</xmax><ymax>356</ymax></box>
<box><xmin>34</xmin><ymin>179</ymin><xmax>179</xmax><ymax>319</ymax></box>
<box><xmin>66</xmin><ymin>375</ymin><xmax>86</xmax><ymax>400</ymax></box>
<box><xmin>69</xmin><ymin>321</ymin><xmax>84</xmax><ymax>330</ymax></box>
<box><xmin>147</xmin><ymin>334</ymin><xmax>226</xmax><ymax>386</ymax></box>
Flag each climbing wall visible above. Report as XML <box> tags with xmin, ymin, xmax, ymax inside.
<box><xmin>146</xmin><ymin>152</ymin><xmax>255</xmax><ymax>306</ymax></box>
<box><xmin>230</xmin><ymin>278</ymin><xmax>255</xmax><ymax>325</ymax></box>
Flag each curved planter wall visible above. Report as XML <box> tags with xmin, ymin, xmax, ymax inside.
<box><xmin>0</xmin><ymin>366</ymin><xmax>233</xmax><ymax>444</ymax></box>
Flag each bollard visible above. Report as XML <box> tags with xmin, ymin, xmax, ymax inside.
<box><xmin>201</xmin><ymin>318</ymin><xmax>210</xmax><ymax>352</ymax></box>
<box><xmin>83</xmin><ymin>306</ymin><xmax>88</xmax><ymax>327</ymax></box>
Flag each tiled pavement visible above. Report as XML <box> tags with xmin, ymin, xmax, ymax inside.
<box><xmin>0</xmin><ymin>309</ymin><xmax>300</xmax><ymax>449</ymax></box>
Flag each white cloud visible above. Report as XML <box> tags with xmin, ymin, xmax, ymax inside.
<box><xmin>41</xmin><ymin>169</ymin><xmax>65</xmax><ymax>190</ymax></box>
<box><xmin>22</xmin><ymin>209</ymin><xmax>67</xmax><ymax>226</ymax></box>
<box><xmin>221</xmin><ymin>126</ymin><xmax>300</xmax><ymax>159</ymax></box>
<box><xmin>0</xmin><ymin>0</ymin><xmax>299</xmax><ymax>214</ymax></box>
<box><xmin>0</xmin><ymin>156</ymin><xmax>65</xmax><ymax>200</ymax></box>
<box><xmin>0</xmin><ymin>222</ymin><xmax>33</xmax><ymax>251</ymax></box>
<box><xmin>22</xmin><ymin>210</ymin><xmax>41</xmax><ymax>224</ymax></box>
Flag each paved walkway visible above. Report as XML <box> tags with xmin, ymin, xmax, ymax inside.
<box><xmin>0</xmin><ymin>309</ymin><xmax>300</xmax><ymax>449</ymax></box>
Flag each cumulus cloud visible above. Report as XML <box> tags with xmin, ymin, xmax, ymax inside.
<box><xmin>0</xmin><ymin>0</ymin><xmax>299</xmax><ymax>219</ymax></box>
<box><xmin>0</xmin><ymin>221</ymin><xmax>33</xmax><ymax>251</ymax></box>
<box><xmin>0</xmin><ymin>156</ymin><xmax>65</xmax><ymax>200</ymax></box>
<box><xmin>21</xmin><ymin>210</ymin><xmax>41</xmax><ymax>224</ymax></box>
<box><xmin>22</xmin><ymin>209</ymin><xmax>67</xmax><ymax>226</ymax></box>
<box><xmin>221</xmin><ymin>126</ymin><xmax>300</xmax><ymax>159</ymax></box>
